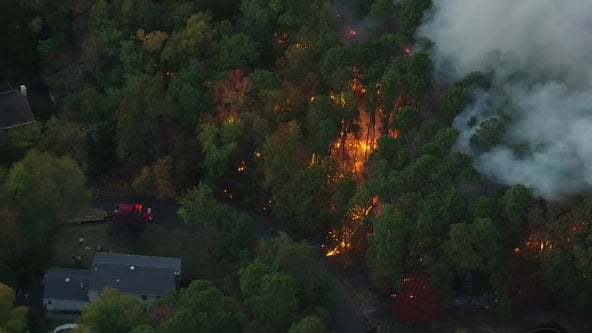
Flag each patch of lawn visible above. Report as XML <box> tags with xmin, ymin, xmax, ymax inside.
<box><xmin>50</xmin><ymin>223</ymin><xmax>233</xmax><ymax>287</ymax></box>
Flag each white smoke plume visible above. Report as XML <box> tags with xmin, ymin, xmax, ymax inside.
<box><xmin>418</xmin><ymin>0</ymin><xmax>592</xmax><ymax>199</ymax></box>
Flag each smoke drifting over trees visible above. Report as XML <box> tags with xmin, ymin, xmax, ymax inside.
<box><xmin>419</xmin><ymin>0</ymin><xmax>592</xmax><ymax>199</ymax></box>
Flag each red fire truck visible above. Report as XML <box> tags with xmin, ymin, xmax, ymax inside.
<box><xmin>112</xmin><ymin>203</ymin><xmax>153</xmax><ymax>222</ymax></box>
<box><xmin>62</xmin><ymin>203</ymin><xmax>153</xmax><ymax>224</ymax></box>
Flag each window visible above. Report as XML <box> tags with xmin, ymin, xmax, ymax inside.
<box><xmin>141</xmin><ymin>295</ymin><xmax>147</xmax><ymax>300</ymax></box>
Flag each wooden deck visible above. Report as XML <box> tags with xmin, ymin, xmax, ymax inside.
<box><xmin>62</xmin><ymin>209</ymin><xmax>110</xmax><ymax>224</ymax></box>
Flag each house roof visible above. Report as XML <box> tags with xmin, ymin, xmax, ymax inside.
<box><xmin>89</xmin><ymin>253</ymin><xmax>181</xmax><ymax>297</ymax></box>
<box><xmin>92</xmin><ymin>252</ymin><xmax>181</xmax><ymax>270</ymax></box>
<box><xmin>43</xmin><ymin>267</ymin><xmax>90</xmax><ymax>301</ymax></box>
<box><xmin>0</xmin><ymin>89</ymin><xmax>35</xmax><ymax>129</ymax></box>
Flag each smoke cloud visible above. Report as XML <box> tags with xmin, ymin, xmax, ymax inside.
<box><xmin>418</xmin><ymin>0</ymin><xmax>592</xmax><ymax>199</ymax></box>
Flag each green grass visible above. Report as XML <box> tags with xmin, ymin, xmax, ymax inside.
<box><xmin>50</xmin><ymin>222</ymin><xmax>233</xmax><ymax>285</ymax></box>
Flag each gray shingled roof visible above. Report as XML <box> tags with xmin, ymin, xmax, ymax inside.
<box><xmin>43</xmin><ymin>267</ymin><xmax>90</xmax><ymax>301</ymax></box>
<box><xmin>89</xmin><ymin>253</ymin><xmax>181</xmax><ymax>297</ymax></box>
<box><xmin>93</xmin><ymin>252</ymin><xmax>181</xmax><ymax>270</ymax></box>
<box><xmin>0</xmin><ymin>89</ymin><xmax>35</xmax><ymax>129</ymax></box>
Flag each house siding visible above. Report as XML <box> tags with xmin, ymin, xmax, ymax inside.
<box><xmin>88</xmin><ymin>289</ymin><xmax>159</xmax><ymax>306</ymax></box>
<box><xmin>44</xmin><ymin>298</ymin><xmax>88</xmax><ymax>312</ymax></box>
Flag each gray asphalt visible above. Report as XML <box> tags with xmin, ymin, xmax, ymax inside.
<box><xmin>329</xmin><ymin>277</ymin><xmax>367</xmax><ymax>333</ymax></box>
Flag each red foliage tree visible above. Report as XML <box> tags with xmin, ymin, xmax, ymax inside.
<box><xmin>392</xmin><ymin>273</ymin><xmax>437</xmax><ymax>325</ymax></box>
<box><xmin>147</xmin><ymin>304</ymin><xmax>174</xmax><ymax>326</ymax></box>
<box><xmin>212</xmin><ymin>69</ymin><xmax>252</xmax><ymax>121</ymax></box>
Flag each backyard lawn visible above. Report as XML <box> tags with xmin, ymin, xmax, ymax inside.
<box><xmin>50</xmin><ymin>222</ymin><xmax>233</xmax><ymax>287</ymax></box>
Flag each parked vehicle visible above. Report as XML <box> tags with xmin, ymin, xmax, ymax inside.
<box><xmin>112</xmin><ymin>203</ymin><xmax>153</xmax><ymax>222</ymax></box>
<box><xmin>62</xmin><ymin>203</ymin><xmax>153</xmax><ymax>225</ymax></box>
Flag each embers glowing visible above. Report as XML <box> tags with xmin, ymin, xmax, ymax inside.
<box><xmin>273</xmin><ymin>32</ymin><xmax>288</xmax><ymax>45</ymax></box>
<box><xmin>237</xmin><ymin>161</ymin><xmax>247</xmax><ymax>173</ymax></box>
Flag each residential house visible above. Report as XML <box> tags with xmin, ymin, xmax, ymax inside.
<box><xmin>43</xmin><ymin>253</ymin><xmax>182</xmax><ymax>313</ymax></box>
<box><xmin>0</xmin><ymin>85</ymin><xmax>35</xmax><ymax>129</ymax></box>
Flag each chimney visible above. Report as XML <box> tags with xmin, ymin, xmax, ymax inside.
<box><xmin>19</xmin><ymin>85</ymin><xmax>27</xmax><ymax>96</ymax></box>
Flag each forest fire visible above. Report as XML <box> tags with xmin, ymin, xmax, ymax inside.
<box><xmin>524</xmin><ymin>234</ymin><xmax>553</xmax><ymax>255</ymax></box>
<box><xmin>323</xmin><ymin>197</ymin><xmax>377</xmax><ymax>257</ymax></box>
<box><xmin>329</xmin><ymin>92</ymin><xmax>347</xmax><ymax>107</ymax></box>
<box><xmin>329</xmin><ymin>69</ymin><xmax>384</xmax><ymax>177</ymax></box>
<box><xmin>237</xmin><ymin>161</ymin><xmax>247</xmax><ymax>173</ymax></box>
<box><xmin>324</xmin><ymin>228</ymin><xmax>351</xmax><ymax>257</ymax></box>
<box><xmin>273</xmin><ymin>32</ymin><xmax>288</xmax><ymax>45</ymax></box>
<box><xmin>222</xmin><ymin>188</ymin><xmax>234</xmax><ymax>199</ymax></box>
<box><xmin>348</xmin><ymin>69</ymin><xmax>366</xmax><ymax>96</ymax></box>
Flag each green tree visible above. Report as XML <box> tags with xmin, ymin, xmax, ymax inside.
<box><xmin>367</xmin><ymin>207</ymin><xmax>410</xmax><ymax>290</ymax></box>
<box><xmin>116</xmin><ymin>74</ymin><xmax>175</xmax><ymax>171</ymax></box>
<box><xmin>132</xmin><ymin>156</ymin><xmax>176</xmax><ymax>199</ymax></box>
<box><xmin>239</xmin><ymin>233</ymin><xmax>332</xmax><ymax>319</ymax></box>
<box><xmin>157</xmin><ymin>280</ymin><xmax>245</xmax><ymax>333</ymax></box>
<box><xmin>288</xmin><ymin>316</ymin><xmax>329</xmax><ymax>333</ymax></box>
<box><xmin>214</xmin><ymin>33</ymin><xmax>259</xmax><ymax>70</ymax></box>
<box><xmin>253</xmin><ymin>273</ymin><xmax>298</xmax><ymax>332</ymax></box>
<box><xmin>441</xmin><ymin>85</ymin><xmax>473</xmax><ymax>122</ymax></box>
<box><xmin>177</xmin><ymin>183</ymin><xmax>254</xmax><ymax>259</ymax></box>
<box><xmin>502</xmin><ymin>185</ymin><xmax>531</xmax><ymax>225</ymax></box>
<box><xmin>5</xmin><ymin>149</ymin><xmax>90</xmax><ymax>222</ymax></box>
<box><xmin>392</xmin><ymin>106</ymin><xmax>422</xmax><ymax>136</ymax></box>
<box><xmin>470</xmin><ymin>117</ymin><xmax>506</xmax><ymax>153</ymax></box>
<box><xmin>433</xmin><ymin>127</ymin><xmax>460</xmax><ymax>156</ymax></box>
<box><xmin>198</xmin><ymin>121</ymin><xmax>241</xmax><ymax>186</ymax></box>
<box><xmin>0</xmin><ymin>283</ymin><xmax>27</xmax><ymax>333</ymax></box>
<box><xmin>442</xmin><ymin>218</ymin><xmax>502</xmax><ymax>273</ymax></box>
<box><xmin>320</xmin><ymin>46</ymin><xmax>352</xmax><ymax>91</ymax></box>
<box><xmin>368</xmin><ymin>0</ymin><xmax>397</xmax><ymax>33</ymax></box>
<box><xmin>397</xmin><ymin>0</ymin><xmax>432</xmax><ymax>40</ymax></box>
<box><xmin>1</xmin><ymin>150</ymin><xmax>89</xmax><ymax>284</ymax></box>
<box><xmin>162</xmin><ymin>12</ymin><xmax>230</xmax><ymax>69</ymax></box>
<box><xmin>79</xmin><ymin>287</ymin><xmax>146</xmax><ymax>333</ymax></box>
<box><xmin>411</xmin><ymin>188</ymin><xmax>464</xmax><ymax>261</ymax></box>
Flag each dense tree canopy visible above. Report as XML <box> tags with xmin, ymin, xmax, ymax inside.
<box><xmin>2</xmin><ymin>0</ymin><xmax>592</xmax><ymax>330</ymax></box>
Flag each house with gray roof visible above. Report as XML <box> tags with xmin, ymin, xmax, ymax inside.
<box><xmin>43</xmin><ymin>253</ymin><xmax>182</xmax><ymax>313</ymax></box>
<box><xmin>0</xmin><ymin>85</ymin><xmax>35</xmax><ymax>129</ymax></box>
